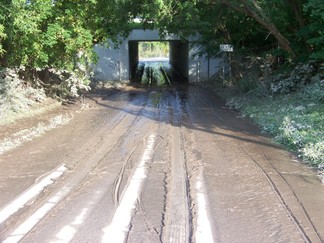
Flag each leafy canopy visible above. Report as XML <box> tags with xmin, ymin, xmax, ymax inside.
<box><xmin>0</xmin><ymin>0</ymin><xmax>134</xmax><ymax>70</ymax></box>
<box><xmin>0</xmin><ymin>0</ymin><xmax>323</xmax><ymax>71</ymax></box>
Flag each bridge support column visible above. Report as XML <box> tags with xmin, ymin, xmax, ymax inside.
<box><xmin>128</xmin><ymin>41</ymin><xmax>139</xmax><ymax>80</ymax></box>
<box><xmin>169</xmin><ymin>41</ymin><xmax>189</xmax><ymax>81</ymax></box>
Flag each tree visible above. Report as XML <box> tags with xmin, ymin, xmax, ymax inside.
<box><xmin>201</xmin><ymin>0</ymin><xmax>295</xmax><ymax>58</ymax></box>
<box><xmin>0</xmin><ymin>0</ymin><xmax>322</xmax><ymax>71</ymax></box>
<box><xmin>146</xmin><ymin>0</ymin><xmax>324</xmax><ymax>61</ymax></box>
<box><xmin>302</xmin><ymin>0</ymin><xmax>324</xmax><ymax>60</ymax></box>
<box><xmin>0</xmin><ymin>0</ymin><xmax>136</xmax><ymax>70</ymax></box>
<box><xmin>0</xmin><ymin>1</ymin><xmax>10</xmax><ymax>64</ymax></box>
<box><xmin>5</xmin><ymin>1</ymin><xmax>54</xmax><ymax>68</ymax></box>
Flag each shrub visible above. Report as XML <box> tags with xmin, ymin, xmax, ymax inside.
<box><xmin>237</xmin><ymin>76</ymin><xmax>258</xmax><ymax>93</ymax></box>
<box><xmin>302</xmin><ymin>141</ymin><xmax>324</xmax><ymax>166</ymax></box>
<box><xmin>222</xmin><ymin>77</ymin><xmax>324</xmax><ymax>168</ymax></box>
<box><xmin>277</xmin><ymin>117</ymin><xmax>305</xmax><ymax>148</ymax></box>
<box><xmin>0</xmin><ymin>68</ymin><xmax>46</xmax><ymax>124</ymax></box>
<box><xmin>270</xmin><ymin>63</ymin><xmax>317</xmax><ymax>94</ymax></box>
<box><xmin>303</xmin><ymin>79</ymin><xmax>324</xmax><ymax>102</ymax></box>
<box><xmin>35</xmin><ymin>68</ymin><xmax>91</xmax><ymax>99</ymax></box>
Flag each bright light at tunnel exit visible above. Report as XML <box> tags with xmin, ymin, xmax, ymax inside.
<box><xmin>139</xmin><ymin>41</ymin><xmax>169</xmax><ymax>61</ymax></box>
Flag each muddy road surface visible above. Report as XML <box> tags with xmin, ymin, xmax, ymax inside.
<box><xmin>0</xmin><ymin>84</ymin><xmax>324</xmax><ymax>243</ymax></box>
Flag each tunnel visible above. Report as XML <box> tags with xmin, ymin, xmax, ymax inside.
<box><xmin>93</xmin><ymin>29</ymin><xmax>221</xmax><ymax>82</ymax></box>
<box><xmin>128</xmin><ymin>40</ymin><xmax>189</xmax><ymax>82</ymax></box>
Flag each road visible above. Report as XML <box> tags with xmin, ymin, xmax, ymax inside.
<box><xmin>0</xmin><ymin>84</ymin><xmax>324</xmax><ymax>243</ymax></box>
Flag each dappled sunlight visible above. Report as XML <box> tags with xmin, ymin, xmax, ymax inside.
<box><xmin>51</xmin><ymin>208</ymin><xmax>89</xmax><ymax>243</ymax></box>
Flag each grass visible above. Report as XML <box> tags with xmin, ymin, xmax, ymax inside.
<box><xmin>223</xmin><ymin>80</ymin><xmax>324</xmax><ymax>169</ymax></box>
<box><xmin>235</xmin><ymin>94</ymin><xmax>323</xmax><ymax>164</ymax></box>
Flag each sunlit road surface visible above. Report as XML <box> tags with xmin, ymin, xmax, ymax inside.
<box><xmin>0</xmin><ymin>84</ymin><xmax>324</xmax><ymax>243</ymax></box>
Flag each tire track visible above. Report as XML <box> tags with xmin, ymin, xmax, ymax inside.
<box><xmin>193</xmin><ymin>89</ymin><xmax>322</xmax><ymax>242</ymax></box>
<box><xmin>0</xmin><ymin>92</ymin><xmax>150</xmax><ymax>241</ymax></box>
<box><xmin>162</xmin><ymin>91</ymin><xmax>191</xmax><ymax>243</ymax></box>
<box><xmin>240</xmin><ymin>146</ymin><xmax>322</xmax><ymax>242</ymax></box>
<box><xmin>102</xmin><ymin>133</ymin><xmax>157</xmax><ymax>243</ymax></box>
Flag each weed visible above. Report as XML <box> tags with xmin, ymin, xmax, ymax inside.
<box><xmin>223</xmin><ymin>80</ymin><xmax>324</xmax><ymax>168</ymax></box>
<box><xmin>303</xmin><ymin>142</ymin><xmax>324</xmax><ymax>166</ymax></box>
<box><xmin>0</xmin><ymin>68</ymin><xmax>47</xmax><ymax>124</ymax></box>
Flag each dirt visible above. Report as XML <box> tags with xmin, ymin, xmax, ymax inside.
<box><xmin>0</xmin><ymin>84</ymin><xmax>323</xmax><ymax>242</ymax></box>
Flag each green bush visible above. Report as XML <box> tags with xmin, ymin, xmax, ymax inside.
<box><xmin>42</xmin><ymin>69</ymin><xmax>91</xmax><ymax>98</ymax></box>
<box><xmin>1</xmin><ymin>1</ymin><xmax>97</xmax><ymax>73</ymax></box>
<box><xmin>221</xmin><ymin>69</ymin><xmax>324</xmax><ymax>168</ymax></box>
<box><xmin>303</xmin><ymin>141</ymin><xmax>324</xmax><ymax>166</ymax></box>
<box><xmin>0</xmin><ymin>24</ymin><xmax>5</xmax><ymax>57</ymax></box>
<box><xmin>237</xmin><ymin>76</ymin><xmax>258</xmax><ymax>93</ymax></box>
<box><xmin>303</xmin><ymin>79</ymin><xmax>324</xmax><ymax>102</ymax></box>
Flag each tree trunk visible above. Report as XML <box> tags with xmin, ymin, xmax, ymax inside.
<box><xmin>285</xmin><ymin>0</ymin><xmax>311</xmax><ymax>54</ymax></box>
<box><xmin>219</xmin><ymin>0</ymin><xmax>296</xmax><ymax>59</ymax></box>
<box><xmin>286</xmin><ymin>0</ymin><xmax>305</xmax><ymax>28</ymax></box>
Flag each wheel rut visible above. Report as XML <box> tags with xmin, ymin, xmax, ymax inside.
<box><xmin>161</xmin><ymin>91</ymin><xmax>192</xmax><ymax>243</ymax></box>
<box><xmin>0</xmin><ymin>91</ymin><xmax>150</xmax><ymax>241</ymax></box>
<box><xmin>188</xmin><ymin>86</ymin><xmax>324</xmax><ymax>242</ymax></box>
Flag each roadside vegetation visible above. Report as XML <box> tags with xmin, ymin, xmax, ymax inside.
<box><xmin>0</xmin><ymin>0</ymin><xmax>130</xmax><ymax>123</ymax></box>
<box><xmin>204</xmin><ymin>60</ymin><xmax>323</xmax><ymax>171</ymax></box>
<box><xmin>0</xmin><ymin>0</ymin><xmax>132</xmax><ymax>101</ymax></box>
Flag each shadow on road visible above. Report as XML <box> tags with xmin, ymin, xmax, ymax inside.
<box><xmin>85</xmin><ymin>82</ymin><xmax>282</xmax><ymax>151</ymax></box>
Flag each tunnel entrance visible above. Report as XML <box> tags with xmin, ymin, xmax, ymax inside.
<box><xmin>129</xmin><ymin>40</ymin><xmax>189</xmax><ymax>83</ymax></box>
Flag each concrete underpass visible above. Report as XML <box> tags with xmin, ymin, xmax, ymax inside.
<box><xmin>93</xmin><ymin>29</ymin><xmax>222</xmax><ymax>83</ymax></box>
